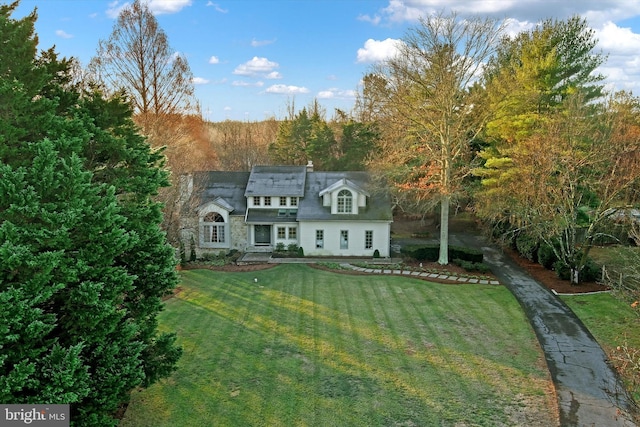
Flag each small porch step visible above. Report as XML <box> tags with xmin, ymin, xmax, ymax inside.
<box><xmin>246</xmin><ymin>245</ymin><xmax>273</xmax><ymax>253</ymax></box>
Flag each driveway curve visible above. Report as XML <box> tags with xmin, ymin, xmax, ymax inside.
<box><xmin>450</xmin><ymin>232</ymin><xmax>638</xmax><ymax>427</ymax></box>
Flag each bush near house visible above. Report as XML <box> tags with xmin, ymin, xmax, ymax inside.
<box><xmin>401</xmin><ymin>244</ymin><xmax>483</xmax><ymax>263</ymax></box>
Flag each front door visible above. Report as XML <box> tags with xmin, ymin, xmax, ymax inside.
<box><xmin>254</xmin><ymin>225</ymin><xmax>271</xmax><ymax>245</ymax></box>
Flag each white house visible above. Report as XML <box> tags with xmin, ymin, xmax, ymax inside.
<box><xmin>178</xmin><ymin>163</ymin><xmax>393</xmax><ymax>258</ymax></box>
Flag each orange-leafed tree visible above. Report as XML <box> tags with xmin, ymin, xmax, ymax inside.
<box><xmin>367</xmin><ymin>12</ymin><xmax>504</xmax><ymax>264</ymax></box>
<box><xmin>478</xmin><ymin>92</ymin><xmax>640</xmax><ymax>284</ymax></box>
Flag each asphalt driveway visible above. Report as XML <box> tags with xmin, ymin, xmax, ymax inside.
<box><xmin>449</xmin><ymin>232</ymin><xmax>638</xmax><ymax>427</ymax></box>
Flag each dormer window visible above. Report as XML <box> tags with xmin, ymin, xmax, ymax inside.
<box><xmin>337</xmin><ymin>189</ymin><xmax>352</xmax><ymax>213</ymax></box>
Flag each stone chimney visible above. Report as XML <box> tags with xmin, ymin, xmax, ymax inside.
<box><xmin>306</xmin><ymin>160</ymin><xmax>314</xmax><ymax>172</ymax></box>
<box><xmin>178</xmin><ymin>173</ymin><xmax>194</xmax><ymax>205</ymax></box>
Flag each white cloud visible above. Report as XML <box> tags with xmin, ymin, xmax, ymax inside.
<box><xmin>595</xmin><ymin>21</ymin><xmax>640</xmax><ymax>94</ymax></box>
<box><xmin>265</xmin><ymin>71</ymin><xmax>282</xmax><ymax>79</ymax></box>
<box><xmin>106</xmin><ymin>0</ymin><xmax>128</xmax><ymax>19</ymax></box>
<box><xmin>192</xmin><ymin>77</ymin><xmax>209</xmax><ymax>85</ymax></box>
<box><xmin>55</xmin><ymin>30</ymin><xmax>73</xmax><ymax>39</ymax></box>
<box><xmin>597</xmin><ymin>21</ymin><xmax>640</xmax><ymax>56</ymax></box>
<box><xmin>356</xmin><ymin>38</ymin><xmax>402</xmax><ymax>63</ymax></box>
<box><xmin>233</xmin><ymin>56</ymin><xmax>280</xmax><ymax>78</ymax></box>
<box><xmin>106</xmin><ymin>0</ymin><xmax>191</xmax><ymax>18</ymax></box>
<box><xmin>232</xmin><ymin>80</ymin><xmax>265</xmax><ymax>87</ymax></box>
<box><xmin>251</xmin><ymin>38</ymin><xmax>276</xmax><ymax>47</ymax></box>
<box><xmin>317</xmin><ymin>88</ymin><xmax>357</xmax><ymax>99</ymax></box>
<box><xmin>208</xmin><ymin>56</ymin><xmax>220</xmax><ymax>64</ymax></box>
<box><xmin>147</xmin><ymin>0</ymin><xmax>192</xmax><ymax>15</ymax></box>
<box><xmin>206</xmin><ymin>1</ymin><xmax>228</xmax><ymax>13</ymax></box>
<box><xmin>265</xmin><ymin>84</ymin><xmax>309</xmax><ymax>95</ymax></box>
<box><xmin>357</xmin><ymin>13</ymin><xmax>381</xmax><ymax>25</ymax></box>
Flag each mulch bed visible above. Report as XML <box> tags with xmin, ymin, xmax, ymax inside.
<box><xmin>175</xmin><ymin>248</ymin><xmax>608</xmax><ymax>294</ymax></box>
<box><xmin>504</xmin><ymin>248</ymin><xmax>610</xmax><ymax>294</ymax></box>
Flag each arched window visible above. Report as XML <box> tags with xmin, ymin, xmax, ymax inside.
<box><xmin>337</xmin><ymin>189</ymin><xmax>352</xmax><ymax>213</ymax></box>
<box><xmin>202</xmin><ymin>212</ymin><xmax>225</xmax><ymax>244</ymax></box>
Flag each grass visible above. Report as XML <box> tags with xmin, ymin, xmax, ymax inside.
<box><xmin>120</xmin><ymin>264</ymin><xmax>556</xmax><ymax>426</ymax></box>
<box><xmin>561</xmin><ymin>292</ymin><xmax>640</xmax><ymax>402</ymax></box>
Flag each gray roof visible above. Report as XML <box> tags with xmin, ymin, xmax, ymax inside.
<box><xmin>297</xmin><ymin>172</ymin><xmax>393</xmax><ymax>221</ymax></box>
<box><xmin>185</xmin><ymin>171</ymin><xmax>250</xmax><ymax>215</ymax></box>
<box><xmin>246</xmin><ymin>209</ymin><xmax>298</xmax><ymax>223</ymax></box>
<box><xmin>244</xmin><ymin>166</ymin><xmax>306</xmax><ymax>197</ymax></box>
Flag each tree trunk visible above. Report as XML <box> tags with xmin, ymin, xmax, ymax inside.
<box><xmin>438</xmin><ymin>195</ymin><xmax>450</xmax><ymax>265</ymax></box>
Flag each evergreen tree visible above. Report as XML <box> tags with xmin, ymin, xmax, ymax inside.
<box><xmin>0</xmin><ymin>3</ymin><xmax>180</xmax><ymax>424</ymax></box>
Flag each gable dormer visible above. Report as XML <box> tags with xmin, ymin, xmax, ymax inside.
<box><xmin>318</xmin><ymin>178</ymin><xmax>369</xmax><ymax>214</ymax></box>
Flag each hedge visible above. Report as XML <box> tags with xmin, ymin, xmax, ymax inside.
<box><xmin>401</xmin><ymin>244</ymin><xmax>483</xmax><ymax>263</ymax></box>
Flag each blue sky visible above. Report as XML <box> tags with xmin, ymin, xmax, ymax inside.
<box><xmin>14</xmin><ymin>0</ymin><xmax>640</xmax><ymax>122</ymax></box>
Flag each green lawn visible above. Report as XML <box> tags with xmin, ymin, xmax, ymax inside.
<box><xmin>120</xmin><ymin>264</ymin><xmax>557</xmax><ymax>426</ymax></box>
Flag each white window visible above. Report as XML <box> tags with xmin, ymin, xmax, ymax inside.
<box><xmin>316</xmin><ymin>230</ymin><xmax>324</xmax><ymax>248</ymax></box>
<box><xmin>288</xmin><ymin>227</ymin><xmax>297</xmax><ymax>239</ymax></box>
<box><xmin>277</xmin><ymin>227</ymin><xmax>286</xmax><ymax>239</ymax></box>
<box><xmin>253</xmin><ymin>196</ymin><xmax>260</xmax><ymax>206</ymax></box>
<box><xmin>365</xmin><ymin>230</ymin><xmax>373</xmax><ymax>249</ymax></box>
<box><xmin>337</xmin><ymin>190</ymin><xmax>352</xmax><ymax>213</ymax></box>
<box><xmin>280</xmin><ymin>197</ymin><xmax>287</xmax><ymax>206</ymax></box>
<box><xmin>202</xmin><ymin>212</ymin><xmax>225</xmax><ymax>244</ymax></box>
<box><xmin>264</xmin><ymin>196</ymin><xmax>271</xmax><ymax>206</ymax></box>
<box><xmin>340</xmin><ymin>230</ymin><xmax>349</xmax><ymax>249</ymax></box>
<box><xmin>290</xmin><ymin>197</ymin><xmax>298</xmax><ymax>206</ymax></box>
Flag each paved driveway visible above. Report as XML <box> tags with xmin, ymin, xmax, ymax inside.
<box><xmin>449</xmin><ymin>233</ymin><xmax>638</xmax><ymax>427</ymax></box>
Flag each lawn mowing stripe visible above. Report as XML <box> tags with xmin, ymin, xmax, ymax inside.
<box><xmin>122</xmin><ymin>266</ymin><xmax>557</xmax><ymax>427</ymax></box>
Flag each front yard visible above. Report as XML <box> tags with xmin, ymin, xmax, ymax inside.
<box><xmin>120</xmin><ymin>264</ymin><xmax>558</xmax><ymax>426</ymax></box>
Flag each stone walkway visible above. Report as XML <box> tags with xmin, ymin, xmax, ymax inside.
<box><xmin>342</xmin><ymin>263</ymin><xmax>500</xmax><ymax>285</ymax></box>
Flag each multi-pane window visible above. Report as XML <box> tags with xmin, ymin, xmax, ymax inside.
<box><xmin>340</xmin><ymin>230</ymin><xmax>349</xmax><ymax>249</ymax></box>
<box><xmin>280</xmin><ymin>196</ymin><xmax>287</xmax><ymax>206</ymax></box>
<box><xmin>316</xmin><ymin>230</ymin><xmax>324</xmax><ymax>248</ymax></box>
<box><xmin>202</xmin><ymin>212</ymin><xmax>225</xmax><ymax>243</ymax></box>
<box><xmin>277</xmin><ymin>227</ymin><xmax>286</xmax><ymax>239</ymax></box>
<box><xmin>337</xmin><ymin>190</ymin><xmax>352</xmax><ymax>213</ymax></box>
<box><xmin>365</xmin><ymin>230</ymin><xmax>373</xmax><ymax>249</ymax></box>
<box><xmin>264</xmin><ymin>196</ymin><xmax>271</xmax><ymax>206</ymax></box>
<box><xmin>253</xmin><ymin>196</ymin><xmax>260</xmax><ymax>206</ymax></box>
<box><xmin>290</xmin><ymin>197</ymin><xmax>298</xmax><ymax>206</ymax></box>
<box><xmin>288</xmin><ymin>227</ymin><xmax>297</xmax><ymax>239</ymax></box>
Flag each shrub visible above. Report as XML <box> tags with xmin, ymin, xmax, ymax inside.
<box><xmin>554</xmin><ymin>260</ymin><xmax>571</xmax><ymax>281</ymax></box>
<box><xmin>189</xmin><ymin>235</ymin><xmax>197</xmax><ymax>262</ymax></box>
<box><xmin>288</xmin><ymin>243</ymin><xmax>299</xmax><ymax>253</ymax></box>
<box><xmin>275</xmin><ymin>242</ymin><xmax>286</xmax><ymax>252</ymax></box>
<box><xmin>401</xmin><ymin>244</ymin><xmax>440</xmax><ymax>261</ymax></box>
<box><xmin>373</xmin><ymin>249</ymin><xmax>380</xmax><ymax>258</ymax></box>
<box><xmin>449</xmin><ymin>245</ymin><xmax>483</xmax><ymax>263</ymax></box>
<box><xmin>515</xmin><ymin>233</ymin><xmax>539</xmax><ymax>262</ymax></box>
<box><xmin>401</xmin><ymin>244</ymin><xmax>483</xmax><ymax>263</ymax></box>
<box><xmin>553</xmin><ymin>257</ymin><xmax>600</xmax><ymax>283</ymax></box>
<box><xmin>297</xmin><ymin>246</ymin><xmax>304</xmax><ymax>257</ymax></box>
<box><xmin>537</xmin><ymin>243</ymin><xmax>558</xmax><ymax>270</ymax></box>
<box><xmin>179</xmin><ymin>240</ymin><xmax>187</xmax><ymax>266</ymax></box>
<box><xmin>452</xmin><ymin>259</ymin><xmax>491</xmax><ymax>274</ymax></box>
<box><xmin>582</xmin><ymin>258</ymin><xmax>601</xmax><ymax>282</ymax></box>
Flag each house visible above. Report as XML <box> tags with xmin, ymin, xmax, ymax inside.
<box><xmin>178</xmin><ymin>162</ymin><xmax>393</xmax><ymax>258</ymax></box>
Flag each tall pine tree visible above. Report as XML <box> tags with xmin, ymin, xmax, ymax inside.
<box><xmin>0</xmin><ymin>2</ymin><xmax>181</xmax><ymax>425</ymax></box>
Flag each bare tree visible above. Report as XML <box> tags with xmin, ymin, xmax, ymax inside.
<box><xmin>368</xmin><ymin>12</ymin><xmax>504</xmax><ymax>264</ymax></box>
<box><xmin>88</xmin><ymin>0</ymin><xmax>195</xmax><ymax>135</ymax></box>
<box><xmin>209</xmin><ymin>119</ymin><xmax>276</xmax><ymax>171</ymax></box>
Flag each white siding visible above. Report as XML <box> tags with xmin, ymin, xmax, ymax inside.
<box><xmin>298</xmin><ymin>221</ymin><xmax>391</xmax><ymax>257</ymax></box>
